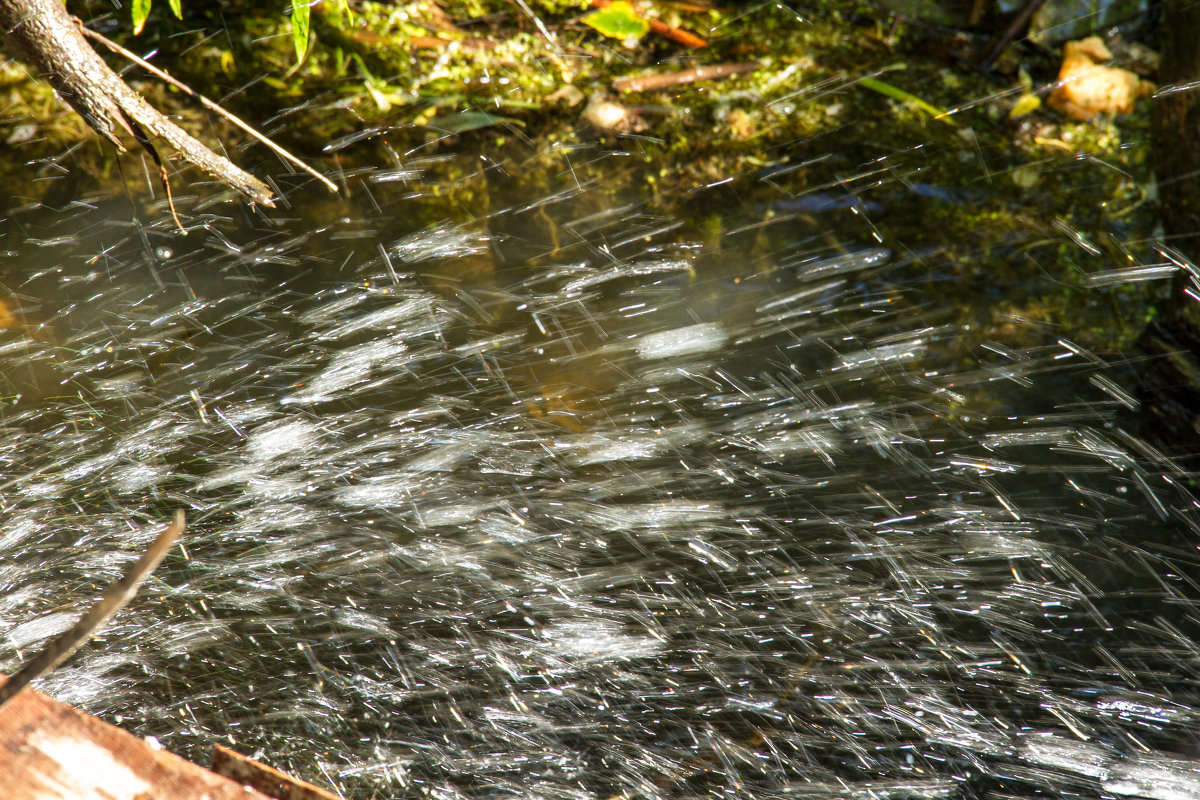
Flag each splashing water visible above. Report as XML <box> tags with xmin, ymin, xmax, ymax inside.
<box><xmin>0</xmin><ymin>136</ymin><xmax>1194</xmax><ymax>800</ymax></box>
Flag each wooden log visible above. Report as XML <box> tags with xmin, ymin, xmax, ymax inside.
<box><xmin>0</xmin><ymin>673</ymin><xmax>327</xmax><ymax>800</ymax></box>
<box><xmin>212</xmin><ymin>745</ymin><xmax>343</xmax><ymax>800</ymax></box>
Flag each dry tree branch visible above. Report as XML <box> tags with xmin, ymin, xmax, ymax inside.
<box><xmin>0</xmin><ymin>511</ymin><xmax>186</xmax><ymax>711</ymax></box>
<box><xmin>0</xmin><ymin>0</ymin><xmax>275</xmax><ymax>205</ymax></box>
<box><xmin>81</xmin><ymin>26</ymin><xmax>338</xmax><ymax>194</ymax></box>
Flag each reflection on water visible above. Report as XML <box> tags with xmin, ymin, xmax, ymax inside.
<box><xmin>0</xmin><ymin>143</ymin><xmax>1196</xmax><ymax>800</ymax></box>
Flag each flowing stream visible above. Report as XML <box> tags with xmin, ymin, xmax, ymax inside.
<box><xmin>0</xmin><ymin>97</ymin><xmax>1198</xmax><ymax>799</ymax></box>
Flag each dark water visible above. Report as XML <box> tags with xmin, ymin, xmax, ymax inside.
<box><xmin>0</xmin><ymin>131</ymin><xmax>1198</xmax><ymax>800</ymax></box>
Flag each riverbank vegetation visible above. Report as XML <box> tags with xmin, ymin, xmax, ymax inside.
<box><xmin>0</xmin><ymin>1</ymin><xmax>1162</xmax><ymax>360</ymax></box>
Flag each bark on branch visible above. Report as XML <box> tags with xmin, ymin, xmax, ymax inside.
<box><xmin>0</xmin><ymin>0</ymin><xmax>275</xmax><ymax>206</ymax></box>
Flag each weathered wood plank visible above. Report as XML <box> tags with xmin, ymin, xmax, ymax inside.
<box><xmin>0</xmin><ymin>674</ymin><xmax>275</xmax><ymax>800</ymax></box>
<box><xmin>212</xmin><ymin>744</ymin><xmax>343</xmax><ymax>800</ymax></box>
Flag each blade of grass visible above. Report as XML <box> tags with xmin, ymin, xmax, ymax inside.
<box><xmin>859</xmin><ymin>75</ymin><xmax>956</xmax><ymax>125</ymax></box>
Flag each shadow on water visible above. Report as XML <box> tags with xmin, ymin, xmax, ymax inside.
<box><xmin>0</xmin><ymin>132</ymin><xmax>1198</xmax><ymax>800</ymax></box>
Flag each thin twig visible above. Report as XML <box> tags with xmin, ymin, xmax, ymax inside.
<box><xmin>614</xmin><ymin>62</ymin><xmax>759</xmax><ymax>93</ymax></box>
<box><xmin>0</xmin><ymin>511</ymin><xmax>186</xmax><ymax>711</ymax></box>
<box><xmin>81</xmin><ymin>26</ymin><xmax>338</xmax><ymax>194</ymax></box>
<box><xmin>1</xmin><ymin>0</ymin><xmax>274</xmax><ymax>204</ymax></box>
<box><xmin>978</xmin><ymin>0</ymin><xmax>1048</xmax><ymax>70</ymax></box>
<box><xmin>121</xmin><ymin>107</ymin><xmax>186</xmax><ymax>231</ymax></box>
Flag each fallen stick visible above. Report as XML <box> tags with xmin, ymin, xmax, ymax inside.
<box><xmin>0</xmin><ymin>511</ymin><xmax>186</xmax><ymax>711</ymax></box>
<box><xmin>614</xmin><ymin>61</ymin><xmax>759</xmax><ymax>93</ymax></box>
<box><xmin>0</xmin><ymin>0</ymin><xmax>274</xmax><ymax>205</ymax></box>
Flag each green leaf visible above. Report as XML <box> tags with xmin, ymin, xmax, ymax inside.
<box><xmin>167</xmin><ymin>0</ymin><xmax>182</xmax><ymax>20</ymax></box>
<box><xmin>132</xmin><ymin>0</ymin><xmax>151</xmax><ymax>35</ymax></box>
<box><xmin>291</xmin><ymin>0</ymin><xmax>311</xmax><ymax>62</ymax></box>
<box><xmin>1008</xmin><ymin>92</ymin><xmax>1041</xmax><ymax>119</ymax></box>
<box><xmin>582</xmin><ymin>1</ymin><xmax>650</xmax><ymax>41</ymax></box>
<box><xmin>328</xmin><ymin>0</ymin><xmax>352</xmax><ymax>22</ymax></box>
<box><xmin>351</xmin><ymin>53</ymin><xmax>379</xmax><ymax>86</ymax></box>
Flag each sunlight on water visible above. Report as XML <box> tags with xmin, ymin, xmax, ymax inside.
<box><xmin>0</xmin><ymin>92</ymin><xmax>1196</xmax><ymax>800</ymax></box>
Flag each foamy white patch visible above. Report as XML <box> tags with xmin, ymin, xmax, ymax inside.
<box><xmin>396</xmin><ymin>540</ymin><xmax>486</xmax><ymax>572</ymax></box>
<box><xmin>60</xmin><ymin>452</ymin><xmax>119</xmax><ymax>483</ymax></box>
<box><xmin>197</xmin><ymin>464</ymin><xmax>257</xmax><ymax>492</ymax></box>
<box><xmin>8</xmin><ymin>610</ymin><xmax>76</xmax><ymax>650</ymax></box>
<box><xmin>956</xmin><ymin>533</ymin><xmax>1045</xmax><ymax>560</ymax></box>
<box><xmin>565</xmin><ymin>424</ymin><xmax>706</xmax><ymax>465</ymax></box>
<box><xmin>1096</xmin><ymin>697</ymin><xmax>1178</xmax><ymax>724</ymax></box>
<box><xmin>414</xmin><ymin>501</ymin><xmax>495</xmax><ymax>528</ymax></box>
<box><xmin>231</xmin><ymin>502</ymin><xmax>322</xmax><ymax>534</ymax></box>
<box><xmin>21</xmin><ymin>479</ymin><xmax>68</xmax><ymax>501</ymax></box>
<box><xmin>109</xmin><ymin>462</ymin><xmax>165</xmax><ymax>493</ymax></box>
<box><xmin>246</xmin><ymin>420</ymin><xmax>320</xmax><ymax>461</ymax></box>
<box><xmin>1107</xmin><ymin>760</ymin><xmax>1200</xmax><ymax>800</ymax></box>
<box><xmin>477</xmin><ymin>514</ymin><xmax>537</xmax><ymax>543</ymax></box>
<box><xmin>757</xmin><ymin>428</ymin><xmax>842</xmax><ymax>461</ymax></box>
<box><xmin>219</xmin><ymin>402</ymin><xmax>276</xmax><ymax>428</ymax></box>
<box><xmin>1023</xmin><ymin>733</ymin><xmax>1127</xmax><ymax>777</ymax></box>
<box><xmin>318</xmin><ymin>297</ymin><xmax>436</xmax><ymax>341</ymax></box>
<box><xmin>634</xmin><ymin>322</ymin><xmax>727</xmax><ymax>359</ymax></box>
<box><xmin>566</xmin><ymin>434</ymin><xmax>664</xmax><ymax>465</ymax></box>
<box><xmin>403</xmin><ymin>441</ymin><xmax>478</xmax><ymax>473</ymax></box>
<box><xmin>337</xmin><ymin>477</ymin><xmax>425</xmax><ymax>507</ymax></box>
<box><xmin>1021</xmin><ymin>734</ymin><xmax>1200</xmax><ymax>800</ymax></box>
<box><xmin>0</xmin><ymin>516</ymin><xmax>45</xmax><ymax>553</ymax></box>
<box><xmin>244</xmin><ymin>475</ymin><xmax>314</xmax><ymax>502</ymax></box>
<box><xmin>835</xmin><ymin>339</ymin><xmax>926</xmax><ymax>370</ymax></box>
<box><xmin>93</xmin><ymin>371</ymin><xmax>146</xmax><ymax>397</ymax></box>
<box><xmin>481</xmin><ymin>705</ymin><xmax>554</xmax><ymax>728</ymax></box>
<box><xmin>284</xmin><ymin>360</ymin><xmax>370</xmax><ymax>405</ymax></box>
<box><xmin>559</xmin><ymin>258</ymin><xmax>692</xmax><ymax>296</ymax></box>
<box><xmin>297</xmin><ymin>290</ymin><xmax>372</xmax><ymax>324</ymax></box>
<box><xmin>795</xmin><ymin>246</ymin><xmax>891</xmax><ymax>278</ymax></box>
<box><xmin>335</xmin><ymin>608</ymin><xmax>395</xmax><ymax>639</ymax></box>
<box><xmin>159</xmin><ymin>620</ymin><xmax>231</xmax><ymax>656</ymax></box>
<box><xmin>393</xmin><ymin>226</ymin><xmax>487</xmax><ymax>263</ymax></box>
<box><xmin>539</xmin><ymin>619</ymin><xmax>663</xmax><ymax>664</ymax></box>
<box><xmin>283</xmin><ymin>334</ymin><xmax>413</xmax><ymax>405</ymax></box>
<box><xmin>589</xmin><ymin>501</ymin><xmax>725</xmax><ymax>531</ymax></box>
<box><xmin>40</xmin><ymin>655</ymin><xmax>141</xmax><ymax>707</ymax></box>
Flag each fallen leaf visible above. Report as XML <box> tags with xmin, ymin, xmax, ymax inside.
<box><xmin>1048</xmin><ymin>36</ymin><xmax>1154</xmax><ymax>121</ymax></box>
<box><xmin>583</xmin><ymin>1</ymin><xmax>650</xmax><ymax>41</ymax></box>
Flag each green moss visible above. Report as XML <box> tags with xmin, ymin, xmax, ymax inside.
<box><xmin>0</xmin><ymin>0</ymin><xmax>1161</xmax><ymax>359</ymax></box>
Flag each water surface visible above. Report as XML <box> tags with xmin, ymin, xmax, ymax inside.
<box><xmin>0</xmin><ymin>132</ymin><xmax>1195</xmax><ymax>800</ymax></box>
